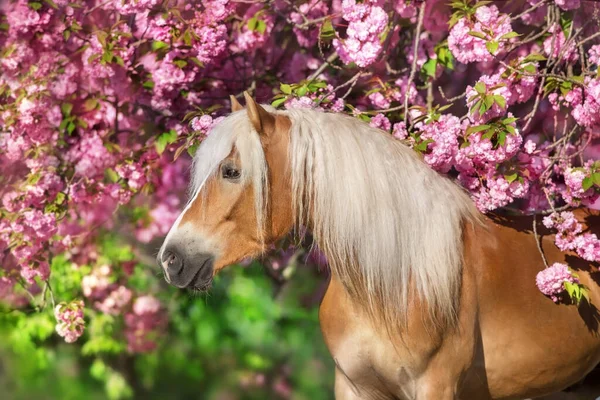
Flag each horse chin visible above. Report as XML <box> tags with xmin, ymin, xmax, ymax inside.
<box><xmin>190</xmin><ymin>278</ymin><xmax>213</xmax><ymax>292</ymax></box>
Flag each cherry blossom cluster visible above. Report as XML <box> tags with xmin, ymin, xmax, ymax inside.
<box><xmin>54</xmin><ymin>300</ymin><xmax>85</xmax><ymax>343</ymax></box>
<box><xmin>543</xmin><ymin>211</ymin><xmax>600</xmax><ymax>263</ymax></box>
<box><xmin>333</xmin><ymin>0</ymin><xmax>389</xmax><ymax>68</ymax></box>
<box><xmin>448</xmin><ymin>5</ymin><xmax>513</xmax><ymax>64</ymax></box>
<box><xmin>124</xmin><ymin>295</ymin><xmax>166</xmax><ymax>353</ymax></box>
<box><xmin>535</xmin><ymin>262</ymin><xmax>579</xmax><ymax>303</ymax></box>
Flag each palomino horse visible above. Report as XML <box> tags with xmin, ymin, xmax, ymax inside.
<box><xmin>158</xmin><ymin>93</ymin><xmax>600</xmax><ymax>399</ymax></box>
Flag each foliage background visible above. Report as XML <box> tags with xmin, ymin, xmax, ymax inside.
<box><xmin>0</xmin><ymin>234</ymin><xmax>334</xmax><ymax>399</ymax></box>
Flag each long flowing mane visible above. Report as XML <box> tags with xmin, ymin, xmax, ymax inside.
<box><xmin>285</xmin><ymin>109</ymin><xmax>480</xmax><ymax>327</ymax></box>
<box><xmin>190</xmin><ymin>107</ymin><xmax>480</xmax><ymax>327</ymax></box>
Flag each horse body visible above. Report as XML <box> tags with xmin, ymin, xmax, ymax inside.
<box><xmin>321</xmin><ymin>211</ymin><xmax>600</xmax><ymax>399</ymax></box>
<box><xmin>158</xmin><ymin>94</ymin><xmax>600</xmax><ymax>399</ymax></box>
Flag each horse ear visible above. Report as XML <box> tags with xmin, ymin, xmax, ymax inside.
<box><xmin>230</xmin><ymin>95</ymin><xmax>243</xmax><ymax>112</ymax></box>
<box><xmin>243</xmin><ymin>91</ymin><xmax>276</xmax><ymax>137</ymax></box>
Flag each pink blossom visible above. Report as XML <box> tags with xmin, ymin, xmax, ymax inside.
<box><xmin>369</xmin><ymin>114</ymin><xmax>391</xmax><ymax>131</ymax></box>
<box><xmin>54</xmin><ymin>300</ymin><xmax>85</xmax><ymax>343</ymax></box>
<box><xmin>543</xmin><ymin>25</ymin><xmax>578</xmax><ymax>63</ymax></box>
<box><xmin>333</xmin><ymin>1</ymin><xmax>388</xmax><ymax>67</ymax></box>
<box><xmin>125</xmin><ymin>295</ymin><xmax>166</xmax><ymax>353</ymax></box>
<box><xmin>191</xmin><ymin>115</ymin><xmax>214</xmax><ymax>132</ymax></box>
<box><xmin>368</xmin><ymin>92</ymin><xmax>391</xmax><ymax>109</ymax></box>
<box><xmin>116</xmin><ymin>163</ymin><xmax>147</xmax><ymax>191</ymax></box>
<box><xmin>571</xmin><ymin>78</ymin><xmax>600</xmax><ymax>128</ymax></box>
<box><xmin>524</xmin><ymin>140</ymin><xmax>537</xmax><ymax>154</ymax></box>
<box><xmin>290</xmin><ymin>0</ymin><xmax>329</xmax><ymax>48</ymax></box>
<box><xmin>418</xmin><ymin>115</ymin><xmax>461</xmax><ymax>173</ymax></box>
<box><xmin>543</xmin><ymin>211</ymin><xmax>600</xmax><ymax>262</ymax></box>
<box><xmin>392</xmin><ymin>122</ymin><xmax>408</xmax><ymax>140</ymax></box>
<box><xmin>536</xmin><ymin>263</ymin><xmax>578</xmax><ymax>302</ymax></box>
<box><xmin>588</xmin><ymin>45</ymin><xmax>600</xmax><ymax>66</ymax></box>
<box><xmin>95</xmin><ymin>285</ymin><xmax>133</xmax><ymax>315</ymax></box>
<box><xmin>82</xmin><ymin>265</ymin><xmax>112</xmax><ymax>299</ymax></box>
<box><xmin>66</xmin><ymin>132</ymin><xmax>115</xmax><ymax>178</ymax></box>
<box><xmin>521</xmin><ymin>0</ymin><xmax>547</xmax><ymax>26</ymax></box>
<box><xmin>554</xmin><ymin>0</ymin><xmax>581</xmax><ymax>10</ymax></box>
<box><xmin>448</xmin><ymin>5</ymin><xmax>512</xmax><ymax>64</ymax></box>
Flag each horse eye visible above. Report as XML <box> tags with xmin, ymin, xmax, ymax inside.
<box><xmin>222</xmin><ymin>165</ymin><xmax>241</xmax><ymax>180</ymax></box>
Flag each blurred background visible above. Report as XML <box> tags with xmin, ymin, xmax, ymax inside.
<box><xmin>0</xmin><ymin>234</ymin><xmax>335</xmax><ymax>400</ymax></box>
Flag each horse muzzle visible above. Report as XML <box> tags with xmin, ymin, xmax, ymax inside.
<box><xmin>158</xmin><ymin>246</ymin><xmax>214</xmax><ymax>290</ymax></box>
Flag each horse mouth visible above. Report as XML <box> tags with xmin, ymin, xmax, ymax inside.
<box><xmin>187</xmin><ymin>257</ymin><xmax>214</xmax><ymax>291</ymax></box>
<box><xmin>190</xmin><ymin>278</ymin><xmax>213</xmax><ymax>292</ymax></box>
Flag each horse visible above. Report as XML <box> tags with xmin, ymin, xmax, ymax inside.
<box><xmin>157</xmin><ymin>92</ymin><xmax>600</xmax><ymax>399</ymax></box>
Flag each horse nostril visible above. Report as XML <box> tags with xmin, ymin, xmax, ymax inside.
<box><xmin>162</xmin><ymin>250</ymin><xmax>183</xmax><ymax>275</ymax></box>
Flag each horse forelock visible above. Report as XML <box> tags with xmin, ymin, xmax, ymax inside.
<box><xmin>189</xmin><ymin>110</ymin><xmax>269</xmax><ymax>241</ymax></box>
<box><xmin>284</xmin><ymin>108</ymin><xmax>480</xmax><ymax>329</ymax></box>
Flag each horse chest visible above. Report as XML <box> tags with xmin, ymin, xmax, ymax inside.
<box><xmin>319</xmin><ymin>278</ymin><xmax>435</xmax><ymax>399</ymax></box>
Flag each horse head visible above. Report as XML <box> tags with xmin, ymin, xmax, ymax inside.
<box><xmin>157</xmin><ymin>93</ymin><xmax>293</xmax><ymax>290</ymax></box>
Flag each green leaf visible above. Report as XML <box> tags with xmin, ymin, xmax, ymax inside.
<box><xmin>90</xmin><ymin>359</ymin><xmax>107</xmax><ymax>380</ymax></box>
<box><xmin>83</xmin><ymin>98</ymin><xmax>98</xmax><ymax>112</ymax></box>
<box><xmin>582</xmin><ymin>177</ymin><xmax>594</xmax><ymax>191</ymax></box>
<box><xmin>173</xmin><ymin>59</ymin><xmax>187</xmax><ymax>68</ymax></box>
<box><xmin>296</xmin><ymin>85</ymin><xmax>308</xmax><ymax>97</ymax></box>
<box><xmin>113</xmin><ymin>55</ymin><xmax>124</xmax><ymax>67</ymax></box>
<box><xmin>190</xmin><ymin>57</ymin><xmax>204</xmax><ymax>68</ymax></box>
<box><xmin>61</xmin><ymin>102</ymin><xmax>73</xmax><ymax>116</ymax></box>
<box><xmin>436</xmin><ymin>46</ymin><xmax>455</xmax><ymax>70</ymax></box>
<box><xmin>44</xmin><ymin>0</ymin><xmax>58</xmax><ymax>9</ymax></box>
<box><xmin>497</xmin><ymin>131</ymin><xmax>506</xmax><ymax>146</ymax></box>
<box><xmin>592</xmin><ymin>172</ymin><xmax>600</xmax><ymax>186</ymax></box>
<box><xmin>67</xmin><ymin>121</ymin><xmax>76</xmax><ymax>135</ymax></box>
<box><xmin>524</xmin><ymin>53</ymin><xmax>547</xmax><ymax>62</ymax></box>
<box><xmin>256</xmin><ymin>20</ymin><xmax>267</xmax><ymax>34</ymax></box>
<box><xmin>523</xmin><ymin>64</ymin><xmax>536</xmax><ymax>74</ymax></box>
<box><xmin>486</xmin><ymin>40</ymin><xmax>499</xmax><ymax>54</ymax></box>
<box><xmin>63</xmin><ymin>29</ymin><xmax>71</xmax><ymax>40</ymax></box>
<box><xmin>466</xmin><ymin>124</ymin><xmax>490</xmax><ymax>136</ymax></box>
<box><xmin>271</xmin><ymin>97</ymin><xmax>287</xmax><ymax>108</ymax></box>
<box><xmin>96</xmin><ymin>31</ymin><xmax>108</xmax><ymax>47</ymax></box>
<box><xmin>0</xmin><ymin>23</ymin><xmax>8</xmax><ymax>31</ymax></box>
<box><xmin>471</xmin><ymin>99</ymin><xmax>483</xmax><ymax>114</ymax></box>
<box><xmin>280</xmin><ymin>83</ymin><xmax>292</xmax><ymax>95</ymax></box>
<box><xmin>415</xmin><ymin>139</ymin><xmax>433</xmax><ymax>152</ymax></box>
<box><xmin>151</xmin><ymin>40</ymin><xmax>169</xmax><ymax>51</ymax></box>
<box><xmin>474</xmin><ymin>81</ymin><xmax>486</xmax><ymax>94</ymax></box>
<box><xmin>564</xmin><ymin>281</ymin><xmax>576</xmax><ymax>297</ymax></box>
<box><xmin>142</xmin><ymin>80</ymin><xmax>154</xmax><ymax>89</ymax></box>
<box><xmin>483</xmin><ymin>95</ymin><xmax>494</xmax><ymax>112</ymax></box>
<box><xmin>187</xmin><ymin>143</ymin><xmax>199</xmax><ymax>157</ymax></box>
<box><xmin>182</xmin><ymin>29</ymin><xmax>192</xmax><ymax>46</ymax></box>
<box><xmin>505</xmin><ymin>173</ymin><xmax>518</xmax><ymax>183</ymax></box>
<box><xmin>105</xmin><ymin>168</ymin><xmax>119</xmax><ymax>183</ymax></box>
<box><xmin>499</xmin><ymin>31</ymin><xmax>520</xmax><ymax>40</ymax></box>
<box><xmin>247</xmin><ymin>17</ymin><xmax>258</xmax><ymax>31</ymax></box>
<box><xmin>493</xmin><ymin>95</ymin><xmax>506</xmax><ymax>109</ymax></box>
<box><xmin>468</xmin><ymin>31</ymin><xmax>487</xmax><ymax>40</ymax></box>
<box><xmin>421</xmin><ymin>58</ymin><xmax>438</xmax><ymax>78</ymax></box>
<box><xmin>320</xmin><ymin>19</ymin><xmax>335</xmax><ymax>39</ymax></box>
<box><xmin>29</xmin><ymin>2</ymin><xmax>42</xmax><ymax>10</ymax></box>
<box><xmin>155</xmin><ymin>129</ymin><xmax>178</xmax><ymax>154</ymax></box>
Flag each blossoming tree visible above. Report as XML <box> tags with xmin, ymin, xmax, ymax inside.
<box><xmin>1</xmin><ymin>0</ymin><xmax>600</xmax><ymax>397</ymax></box>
